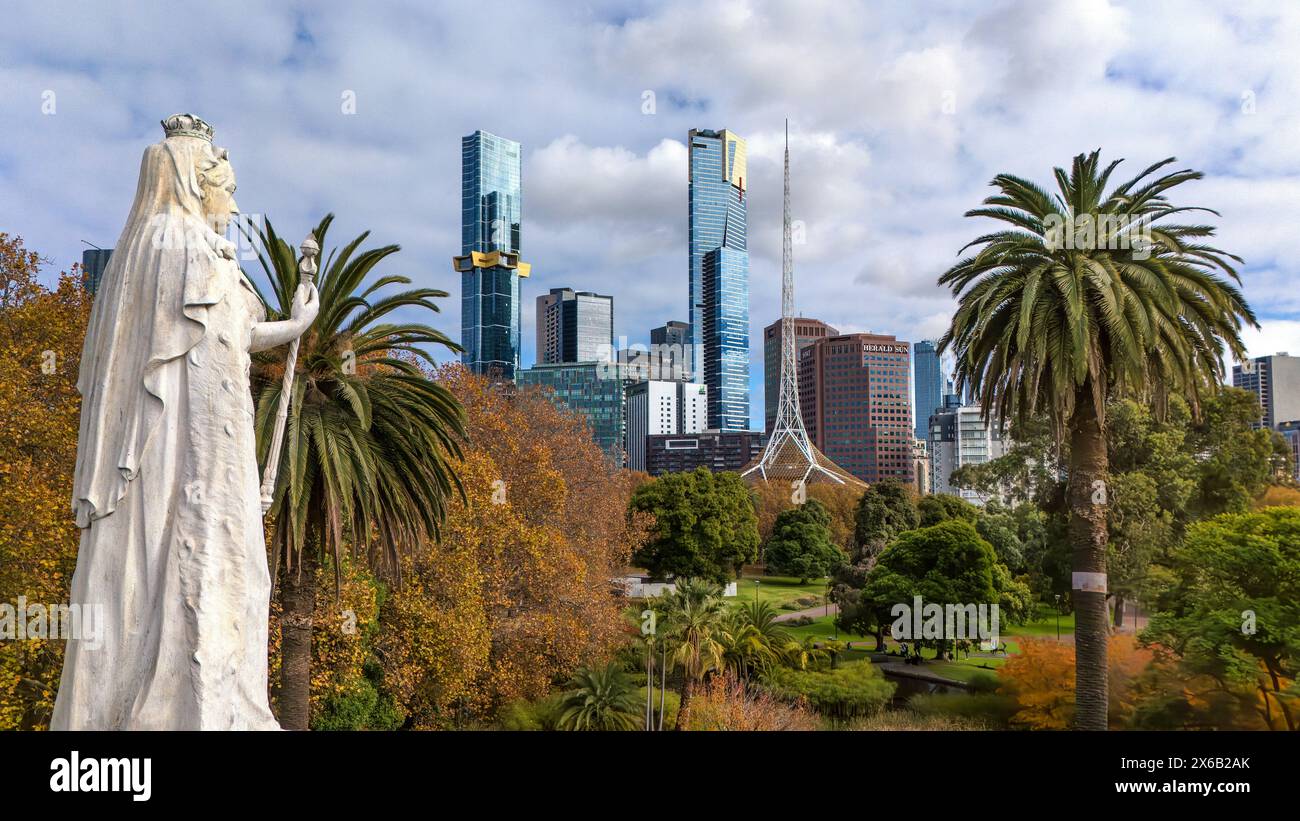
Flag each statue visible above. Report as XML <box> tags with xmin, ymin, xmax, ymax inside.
<box><xmin>50</xmin><ymin>114</ymin><xmax>319</xmax><ymax>730</ymax></box>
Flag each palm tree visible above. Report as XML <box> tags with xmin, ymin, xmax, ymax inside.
<box><xmin>938</xmin><ymin>151</ymin><xmax>1255</xmax><ymax>729</ymax></box>
<box><xmin>556</xmin><ymin>663</ymin><xmax>642</xmax><ymax>731</ymax></box>
<box><xmin>722</xmin><ymin>600</ymin><xmax>794</xmax><ymax>678</ymax></box>
<box><xmin>244</xmin><ymin>214</ymin><xmax>466</xmax><ymax>730</ymax></box>
<box><xmin>660</xmin><ymin>578</ymin><xmax>728</xmax><ymax>721</ymax></box>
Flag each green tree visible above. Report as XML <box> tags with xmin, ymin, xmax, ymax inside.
<box><xmin>975</xmin><ymin>502</ymin><xmax>1026</xmax><ymax>572</ymax></box>
<box><xmin>832</xmin><ymin>481</ymin><xmax>920</xmax><ymax>648</ymax></box>
<box><xmin>1191</xmin><ymin>388</ymin><xmax>1286</xmax><ymax>517</ymax></box>
<box><xmin>246</xmin><ymin>214</ymin><xmax>465</xmax><ymax>729</ymax></box>
<box><xmin>765</xmin><ymin>500</ymin><xmax>841</xmax><ymax>583</ymax></box>
<box><xmin>852</xmin><ymin>478</ymin><xmax>919</xmax><ymax>558</ymax></box>
<box><xmin>556</xmin><ymin>663</ymin><xmax>642</xmax><ymax>731</ymax></box>
<box><xmin>1143</xmin><ymin>507</ymin><xmax>1300</xmax><ymax>731</ymax></box>
<box><xmin>939</xmin><ymin>151</ymin><xmax>1255</xmax><ymax>728</ymax></box>
<box><xmin>629</xmin><ymin>468</ymin><xmax>759</xmax><ymax>584</ymax></box>
<box><xmin>918</xmin><ymin>494</ymin><xmax>980</xmax><ymax>527</ymax></box>
<box><xmin>863</xmin><ymin>520</ymin><xmax>1001</xmax><ymax>659</ymax></box>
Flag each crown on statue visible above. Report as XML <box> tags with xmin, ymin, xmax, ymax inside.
<box><xmin>160</xmin><ymin>113</ymin><xmax>214</xmax><ymax>142</ymax></box>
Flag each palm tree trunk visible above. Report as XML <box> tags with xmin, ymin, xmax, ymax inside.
<box><xmin>676</xmin><ymin>674</ymin><xmax>693</xmax><ymax>731</ymax></box>
<box><xmin>278</xmin><ymin>551</ymin><xmax>317</xmax><ymax>730</ymax></box>
<box><xmin>1068</xmin><ymin>390</ymin><xmax>1109</xmax><ymax>730</ymax></box>
<box><xmin>658</xmin><ymin>641</ymin><xmax>667</xmax><ymax>731</ymax></box>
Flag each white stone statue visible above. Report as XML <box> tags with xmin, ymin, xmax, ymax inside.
<box><xmin>51</xmin><ymin>114</ymin><xmax>319</xmax><ymax>730</ymax></box>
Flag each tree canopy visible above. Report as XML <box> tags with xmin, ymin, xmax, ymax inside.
<box><xmin>629</xmin><ymin>468</ymin><xmax>759</xmax><ymax>584</ymax></box>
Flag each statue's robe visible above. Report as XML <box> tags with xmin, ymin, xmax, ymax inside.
<box><xmin>51</xmin><ymin>136</ymin><xmax>279</xmax><ymax>730</ymax></box>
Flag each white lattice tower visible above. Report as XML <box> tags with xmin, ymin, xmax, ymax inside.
<box><xmin>742</xmin><ymin>121</ymin><xmax>860</xmax><ymax>488</ymax></box>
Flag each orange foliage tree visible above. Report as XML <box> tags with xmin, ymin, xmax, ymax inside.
<box><xmin>0</xmin><ymin>234</ymin><xmax>91</xmax><ymax>729</ymax></box>
<box><xmin>998</xmin><ymin>635</ymin><xmax>1153</xmax><ymax>729</ymax></box>
<box><xmin>372</xmin><ymin>366</ymin><xmax>646</xmax><ymax>726</ymax></box>
<box><xmin>1254</xmin><ymin>485</ymin><xmax>1300</xmax><ymax>509</ymax></box>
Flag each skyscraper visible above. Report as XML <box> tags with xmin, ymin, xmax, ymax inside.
<box><xmin>81</xmin><ymin>248</ymin><xmax>112</xmax><ymax>296</ymax></box>
<box><xmin>798</xmin><ymin>333</ymin><xmax>915</xmax><ymax>484</ymax></box>
<box><xmin>913</xmin><ymin>339</ymin><xmax>944</xmax><ymax>441</ymax></box>
<box><xmin>688</xmin><ymin>128</ymin><xmax>749</xmax><ymax>430</ymax></box>
<box><xmin>1233</xmin><ymin>353</ymin><xmax>1300</xmax><ymax>429</ymax></box>
<box><xmin>535</xmin><ymin>287</ymin><xmax>613</xmax><ymax>365</ymax></box>
<box><xmin>929</xmin><ymin>398</ymin><xmax>1006</xmax><ymax>505</ymax></box>
<box><xmin>763</xmin><ymin>317</ymin><xmax>837</xmax><ymax>434</ymax></box>
<box><xmin>456</xmin><ymin>130</ymin><xmax>529</xmax><ymax>381</ymax></box>
<box><xmin>651</xmin><ymin>321</ymin><xmax>689</xmax><ymax>350</ymax></box>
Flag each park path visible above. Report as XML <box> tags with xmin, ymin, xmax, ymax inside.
<box><xmin>773</xmin><ymin>603</ymin><xmax>839</xmax><ymax>623</ymax></box>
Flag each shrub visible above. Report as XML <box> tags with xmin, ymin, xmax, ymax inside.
<box><xmin>998</xmin><ymin>635</ymin><xmax>1153</xmax><ymax>729</ymax></box>
<box><xmin>636</xmin><ymin>687</ymin><xmax>681</xmax><ymax>730</ymax></box>
<box><xmin>680</xmin><ymin>673</ymin><xmax>819</xmax><ymax>731</ymax></box>
<box><xmin>908</xmin><ymin>692</ymin><xmax>1016</xmax><ymax>728</ymax></box>
<box><xmin>497</xmin><ymin>692</ymin><xmax>564</xmax><ymax>731</ymax></box>
<box><xmin>762</xmin><ymin>662</ymin><xmax>895</xmax><ymax>723</ymax></box>
<box><xmin>849</xmin><ymin>710</ymin><xmax>990</xmax><ymax>731</ymax></box>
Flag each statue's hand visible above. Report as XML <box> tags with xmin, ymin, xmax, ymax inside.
<box><xmin>290</xmin><ymin>282</ymin><xmax>319</xmax><ymax>330</ymax></box>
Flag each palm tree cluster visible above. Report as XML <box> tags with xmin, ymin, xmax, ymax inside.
<box><xmin>557</xmin><ymin>580</ymin><xmax>838</xmax><ymax>731</ymax></box>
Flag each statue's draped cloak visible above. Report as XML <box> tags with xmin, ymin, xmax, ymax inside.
<box><xmin>53</xmin><ymin>135</ymin><xmax>279</xmax><ymax>730</ymax></box>
<box><xmin>73</xmin><ymin>137</ymin><xmax>230</xmax><ymax>528</ymax></box>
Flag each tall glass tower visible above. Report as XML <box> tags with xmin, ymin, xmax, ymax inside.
<box><xmin>688</xmin><ymin>128</ymin><xmax>749</xmax><ymax>430</ymax></box>
<box><xmin>456</xmin><ymin>130</ymin><xmax>529</xmax><ymax>381</ymax></box>
<box><xmin>913</xmin><ymin>339</ymin><xmax>944</xmax><ymax>440</ymax></box>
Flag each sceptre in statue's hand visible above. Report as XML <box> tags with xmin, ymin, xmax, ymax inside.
<box><xmin>260</xmin><ymin>233</ymin><xmax>320</xmax><ymax>514</ymax></box>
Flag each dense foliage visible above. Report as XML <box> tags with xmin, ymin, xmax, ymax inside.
<box><xmin>0</xmin><ymin>235</ymin><xmax>89</xmax><ymax>729</ymax></box>
<box><xmin>764</xmin><ymin>499</ymin><xmax>841</xmax><ymax>583</ymax></box>
<box><xmin>630</xmin><ymin>468</ymin><xmax>759</xmax><ymax>584</ymax></box>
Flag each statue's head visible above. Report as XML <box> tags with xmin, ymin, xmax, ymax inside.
<box><xmin>157</xmin><ymin>113</ymin><xmax>239</xmax><ymax>234</ymax></box>
<box><xmin>197</xmin><ymin>148</ymin><xmax>238</xmax><ymax>235</ymax></box>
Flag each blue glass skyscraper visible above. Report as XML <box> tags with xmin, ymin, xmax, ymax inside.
<box><xmin>688</xmin><ymin>128</ymin><xmax>749</xmax><ymax>430</ymax></box>
<box><xmin>456</xmin><ymin>130</ymin><xmax>529</xmax><ymax>381</ymax></box>
<box><xmin>913</xmin><ymin>339</ymin><xmax>944</xmax><ymax>440</ymax></box>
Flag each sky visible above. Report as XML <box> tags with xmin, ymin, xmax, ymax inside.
<box><xmin>2</xmin><ymin>0</ymin><xmax>1299</xmax><ymax>430</ymax></box>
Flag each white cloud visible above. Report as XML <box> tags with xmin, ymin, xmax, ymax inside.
<box><xmin>1</xmin><ymin>0</ymin><xmax>1298</xmax><ymax>428</ymax></box>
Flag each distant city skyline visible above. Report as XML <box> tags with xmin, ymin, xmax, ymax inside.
<box><xmin>6</xmin><ymin>2</ymin><xmax>1298</xmax><ymax>431</ymax></box>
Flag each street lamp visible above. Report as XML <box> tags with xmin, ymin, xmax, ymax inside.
<box><xmin>753</xmin><ymin>578</ymin><xmax>759</xmax><ymax>605</ymax></box>
<box><xmin>1054</xmin><ymin>593</ymin><xmax>1061</xmax><ymax>640</ymax></box>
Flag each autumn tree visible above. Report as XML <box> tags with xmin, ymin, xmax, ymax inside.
<box><xmin>0</xmin><ymin>235</ymin><xmax>90</xmax><ymax>730</ymax></box>
<box><xmin>373</xmin><ymin>366</ymin><xmax>643</xmax><ymax>725</ymax></box>
<box><xmin>999</xmin><ymin>636</ymin><xmax>1155</xmax><ymax>730</ymax></box>
<box><xmin>753</xmin><ymin>480</ymin><xmax>861</xmax><ymax>555</ymax></box>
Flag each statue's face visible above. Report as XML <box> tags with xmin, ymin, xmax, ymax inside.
<box><xmin>201</xmin><ymin>162</ymin><xmax>239</xmax><ymax>234</ymax></box>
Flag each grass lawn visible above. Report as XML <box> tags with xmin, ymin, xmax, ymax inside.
<box><xmin>780</xmin><ymin>614</ymin><xmax>871</xmax><ymax>644</ymax></box>
<box><xmin>730</xmin><ymin>575</ymin><xmax>828</xmax><ymax>611</ymax></box>
<box><xmin>1008</xmin><ymin>605</ymin><xmax>1076</xmax><ymax>638</ymax></box>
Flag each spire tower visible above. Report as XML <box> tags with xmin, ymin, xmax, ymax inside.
<box><xmin>742</xmin><ymin>121</ymin><xmax>863</xmax><ymax>488</ymax></box>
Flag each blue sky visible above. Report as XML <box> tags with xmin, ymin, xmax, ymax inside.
<box><xmin>2</xmin><ymin>0</ymin><xmax>1298</xmax><ymax>429</ymax></box>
